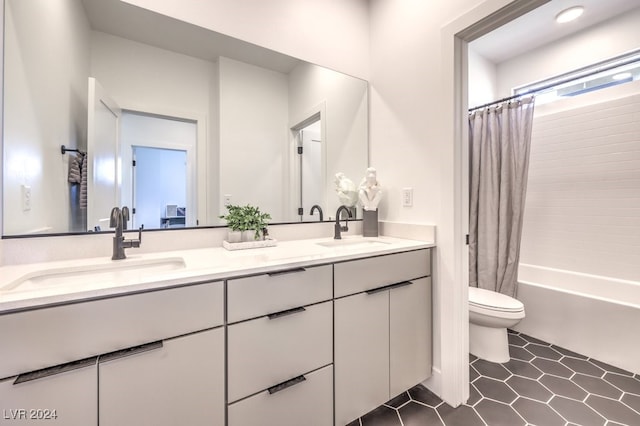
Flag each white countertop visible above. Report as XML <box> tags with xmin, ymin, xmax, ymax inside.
<box><xmin>0</xmin><ymin>236</ymin><xmax>434</xmax><ymax>313</ymax></box>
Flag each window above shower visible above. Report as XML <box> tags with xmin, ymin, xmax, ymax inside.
<box><xmin>514</xmin><ymin>50</ymin><xmax>640</xmax><ymax>105</ymax></box>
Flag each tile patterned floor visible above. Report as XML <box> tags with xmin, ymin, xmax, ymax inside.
<box><xmin>347</xmin><ymin>330</ymin><xmax>640</xmax><ymax>426</ymax></box>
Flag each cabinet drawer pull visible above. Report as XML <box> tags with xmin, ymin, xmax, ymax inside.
<box><xmin>267</xmin><ymin>306</ymin><xmax>306</xmax><ymax>320</ymax></box>
<box><xmin>365</xmin><ymin>280</ymin><xmax>413</xmax><ymax>295</ymax></box>
<box><xmin>267</xmin><ymin>375</ymin><xmax>306</xmax><ymax>394</ymax></box>
<box><xmin>14</xmin><ymin>356</ymin><xmax>97</xmax><ymax>385</ymax></box>
<box><xmin>99</xmin><ymin>341</ymin><xmax>163</xmax><ymax>363</ymax></box>
<box><xmin>267</xmin><ymin>267</ymin><xmax>306</xmax><ymax>277</ymax></box>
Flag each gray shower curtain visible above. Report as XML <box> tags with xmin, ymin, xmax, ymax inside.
<box><xmin>469</xmin><ymin>97</ymin><xmax>535</xmax><ymax>297</ymax></box>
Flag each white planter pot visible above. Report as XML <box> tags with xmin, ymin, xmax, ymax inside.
<box><xmin>242</xmin><ymin>230</ymin><xmax>256</xmax><ymax>242</ymax></box>
<box><xmin>227</xmin><ymin>230</ymin><xmax>242</xmax><ymax>243</ymax></box>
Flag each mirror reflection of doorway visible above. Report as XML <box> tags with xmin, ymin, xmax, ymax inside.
<box><xmin>120</xmin><ymin>111</ymin><xmax>197</xmax><ymax>229</ymax></box>
<box><xmin>292</xmin><ymin>114</ymin><xmax>325</xmax><ymax>222</ymax></box>
<box><xmin>132</xmin><ymin>146</ymin><xmax>187</xmax><ymax>229</ymax></box>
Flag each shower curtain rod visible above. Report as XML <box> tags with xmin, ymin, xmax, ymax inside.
<box><xmin>468</xmin><ymin>93</ymin><xmax>532</xmax><ymax>112</ymax></box>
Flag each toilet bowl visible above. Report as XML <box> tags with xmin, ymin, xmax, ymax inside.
<box><xmin>469</xmin><ymin>287</ymin><xmax>525</xmax><ymax>363</ymax></box>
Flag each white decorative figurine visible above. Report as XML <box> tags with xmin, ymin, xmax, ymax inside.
<box><xmin>358</xmin><ymin>167</ymin><xmax>383</xmax><ymax>211</ymax></box>
<box><xmin>334</xmin><ymin>172</ymin><xmax>358</xmax><ymax>207</ymax></box>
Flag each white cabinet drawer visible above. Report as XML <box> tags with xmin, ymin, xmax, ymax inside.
<box><xmin>0</xmin><ymin>358</ymin><xmax>97</xmax><ymax>426</ymax></box>
<box><xmin>334</xmin><ymin>249</ymin><xmax>430</xmax><ymax>298</ymax></box>
<box><xmin>228</xmin><ymin>365</ymin><xmax>333</xmax><ymax>426</ymax></box>
<box><xmin>228</xmin><ymin>301</ymin><xmax>332</xmax><ymax>402</ymax></box>
<box><xmin>0</xmin><ymin>281</ymin><xmax>223</xmax><ymax>379</ymax></box>
<box><xmin>99</xmin><ymin>328</ymin><xmax>224</xmax><ymax>426</ymax></box>
<box><xmin>227</xmin><ymin>265</ymin><xmax>332</xmax><ymax>323</ymax></box>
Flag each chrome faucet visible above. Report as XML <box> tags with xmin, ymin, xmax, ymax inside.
<box><xmin>310</xmin><ymin>204</ymin><xmax>324</xmax><ymax>221</ymax></box>
<box><xmin>334</xmin><ymin>205</ymin><xmax>353</xmax><ymax>239</ymax></box>
<box><xmin>110</xmin><ymin>207</ymin><xmax>142</xmax><ymax>260</ymax></box>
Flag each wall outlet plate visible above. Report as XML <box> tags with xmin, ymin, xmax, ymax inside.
<box><xmin>21</xmin><ymin>185</ymin><xmax>32</xmax><ymax>211</ymax></box>
<box><xmin>402</xmin><ymin>187</ymin><xmax>413</xmax><ymax>207</ymax></box>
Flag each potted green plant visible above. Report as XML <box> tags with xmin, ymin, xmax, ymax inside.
<box><xmin>219</xmin><ymin>204</ymin><xmax>271</xmax><ymax>243</ymax></box>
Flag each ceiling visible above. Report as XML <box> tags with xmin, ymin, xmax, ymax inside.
<box><xmin>470</xmin><ymin>0</ymin><xmax>640</xmax><ymax>64</ymax></box>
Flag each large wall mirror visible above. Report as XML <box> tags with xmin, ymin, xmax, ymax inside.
<box><xmin>2</xmin><ymin>0</ymin><xmax>368</xmax><ymax>236</ymax></box>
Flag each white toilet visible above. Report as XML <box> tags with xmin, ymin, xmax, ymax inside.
<box><xmin>469</xmin><ymin>287</ymin><xmax>525</xmax><ymax>363</ymax></box>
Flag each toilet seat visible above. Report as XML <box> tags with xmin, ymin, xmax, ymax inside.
<box><xmin>469</xmin><ymin>287</ymin><xmax>524</xmax><ymax>313</ymax></box>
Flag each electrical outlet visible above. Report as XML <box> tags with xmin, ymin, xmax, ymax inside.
<box><xmin>22</xmin><ymin>185</ymin><xmax>32</xmax><ymax>211</ymax></box>
<box><xmin>224</xmin><ymin>194</ymin><xmax>232</xmax><ymax>206</ymax></box>
<box><xmin>402</xmin><ymin>187</ymin><xmax>413</xmax><ymax>207</ymax></box>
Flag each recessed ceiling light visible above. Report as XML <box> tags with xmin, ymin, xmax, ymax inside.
<box><xmin>556</xmin><ymin>6</ymin><xmax>584</xmax><ymax>23</ymax></box>
<box><xmin>612</xmin><ymin>72</ymin><xmax>632</xmax><ymax>80</ymax></box>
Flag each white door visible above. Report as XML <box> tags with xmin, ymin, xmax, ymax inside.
<box><xmin>87</xmin><ymin>78</ymin><xmax>121</xmax><ymax>231</ymax></box>
<box><xmin>300</xmin><ymin>122</ymin><xmax>323</xmax><ymax>221</ymax></box>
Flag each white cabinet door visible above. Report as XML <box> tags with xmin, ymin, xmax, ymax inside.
<box><xmin>0</xmin><ymin>359</ymin><xmax>97</xmax><ymax>426</ymax></box>
<box><xmin>389</xmin><ymin>277</ymin><xmax>432</xmax><ymax>397</ymax></box>
<box><xmin>334</xmin><ymin>291</ymin><xmax>389</xmax><ymax>426</ymax></box>
<box><xmin>98</xmin><ymin>328</ymin><xmax>224</xmax><ymax>426</ymax></box>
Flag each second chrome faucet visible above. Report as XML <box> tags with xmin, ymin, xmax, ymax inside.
<box><xmin>110</xmin><ymin>206</ymin><xmax>143</xmax><ymax>260</ymax></box>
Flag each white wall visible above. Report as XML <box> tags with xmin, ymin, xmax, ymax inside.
<box><xmin>120</xmin><ymin>0</ymin><xmax>370</xmax><ymax>80</ymax></box>
<box><xmin>3</xmin><ymin>0</ymin><xmax>90</xmax><ymax>234</ymax></box>
<box><xmin>497</xmin><ymin>7</ymin><xmax>640</xmax><ymax>97</ymax></box>
<box><xmin>218</xmin><ymin>57</ymin><xmax>289</xmax><ymax>220</ymax></box>
<box><xmin>468</xmin><ymin>48</ymin><xmax>498</xmax><ymax>108</ymax></box>
<box><xmin>289</xmin><ymin>62</ymin><xmax>368</xmax><ymax>219</ymax></box>
<box><xmin>520</xmin><ymin>81</ymin><xmax>640</xmax><ymax>282</ymax></box>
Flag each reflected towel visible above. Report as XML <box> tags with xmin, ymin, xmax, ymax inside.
<box><xmin>68</xmin><ymin>153</ymin><xmax>82</xmax><ymax>184</ymax></box>
<box><xmin>80</xmin><ymin>153</ymin><xmax>88</xmax><ymax>209</ymax></box>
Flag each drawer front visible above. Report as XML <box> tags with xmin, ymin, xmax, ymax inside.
<box><xmin>228</xmin><ymin>365</ymin><xmax>333</xmax><ymax>426</ymax></box>
<box><xmin>334</xmin><ymin>249</ymin><xmax>430</xmax><ymax>298</ymax></box>
<box><xmin>99</xmin><ymin>328</ymin><xmax>224</xmax><ymax>426</ymax></box>
<box><xmin>228</xmin><ymin>301</ymin><xmax>332</xmax><ymax>402</ymax></box>
<box><xmin>227</xmin><ymin>264</ymin><xmax>332</xmax><ymax>323</ymax></box>
<box><xmin>0</xmin><ymin>360</ymin><xmax>97</xmax><ymax>426</ymax></box>
<box><xmin>0</xmin><ymin>281</ymin><xmax>223</xmax><ymax>380</ymax></box>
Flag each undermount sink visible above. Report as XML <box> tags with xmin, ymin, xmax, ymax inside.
<box><xmin>1</xmin><ymin>257</ymin><xmax>186</xmax><ymax>294</ymax></box>
<box><xmin>316</xmin><ymin>238</ymin><xmax>390</xmax><ymax>248</ymax></box>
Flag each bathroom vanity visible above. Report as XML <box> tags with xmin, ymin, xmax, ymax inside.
<box><xmin>0</xmin><ymin>236</ymin><xmax>433</xmax><ymax>426</ymax></box>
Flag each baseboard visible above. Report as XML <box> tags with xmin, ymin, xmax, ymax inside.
<box><xmin>421</xmin><ymin>366</ymin><xmax>442</xmax><ymax>398</ymax></box>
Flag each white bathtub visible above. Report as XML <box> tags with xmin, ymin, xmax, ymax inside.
<box><xmin>514</xmin><ymin>264</ymin><xmax>640</xmax><ymax>375</ymax></box>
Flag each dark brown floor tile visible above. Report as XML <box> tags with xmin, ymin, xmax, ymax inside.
<box><xmin>398</xmin><ymin>401</ymin><xmax>444</xmax><ymax>426</ymax></box>
<box><xmin>539</xmin><ymin>374</ymin><xmax>588</xmax><ymax>400</ymax></box>
<box><xmin>603</xmin><ymin>372</ymin><xmax>640</xmax><ymax>395</ymax></box>
<box><xmin>589</xmin><ymin>358</ymin><xmax>634</xmax><ymax>376</ymax></box>
<box><xmin>360</xmin><ymin>405</ymin><xmax>401</xmax><ymax>426</ymax></box>
<box><xmin>507</xmin><ymin>333</ymin><xmax>528</xmax><ymax>347</ymax></box>
<box><xmin>621</xmin><ymin>392</ymin><xmax>640</xmax><ymax>412</ymax></box>
<box><xmin>346</xmin><ymin>419</ymin><xmax>360</xmax><ymax>426</ymax></box>
<box><xmin>509</xmin><ymin>345</ymin><xmax>535</xmax><ymax>362</ymax></box>
<box><xmin>470</xmin><ymin>364</ymin><xmax>479</xmax><ymax>382</ymax></box>
<box><xmin>385</xmin><ymin>391</ymin><xmax>410</xmax><ymax>409</ymax></box>
<box><xmin>525</xmin><ymin>343</ymin><xmax>562</xmax><ymax>360</ymax></box>
<box><xmin>560</xmin><ymin>357</ymin><xmax>605</xmax><ymax>377</ymax></box>
<box><xmin>532</xmin><ymin>358</ymin><xmax>574</xmax><ymax>378</ymax></box>
<box><xmin>475</xmin><ymin>399</ymin><xmax>526</xmax><ymax>426</ymax></box>
<box><xmin>469</xmin><ymin>353</ymin><xmax>478</xmax><ymax>362</ymax></box>
<box><xmin>572</xmin><ymin>373</ymin><xmax>623</xmax><ymax>399</ymax></box>
<box><xmin>551</xmin><ymin>345</ymin><xmax>589</xmax><ymax>360</ymax></box>
<box><xmin>468</xmin><ymin>383</ymin><xmax>482</xmax><ymax>406</ymax></box>
<box><xmin>503</xmin><ymin>358</ymin><xmax>543</xmax><ymax>379</ymax></box>
<box><xmin>474</xmin><ymin>376</ymin><xmax>517</xmax><ymax>404</ymax></box>
<box><xmin>437</xmin><ymin>404</ymin><xmax>484</xmax><ymax>426</ymax></box>
<box><xmin>506</xmin><ymin>375</ymin><xmax>552</xmax><ymax>402</ymax></box>
<box><xmin>518</xmin><ymin>333</ymin><xmax>550</xmax><ymax>345</ymax></box>
<box><xmin>507</xmin><ymin>328</ymin><xmax>518</xmax><ymax>334</ymax></box>
<box><xmin>549</xmin><ymin>395</ymin><xmax>606</xmax><ymax>426</ymax></box>
<box><xmin>512</xmin><ymin>397</ymin><xmax>565</xmax><ymax>426</ymax></box>
<box><xmin>408</xmin><ymin>384</ymin><xmax>442</xmax><ymax>408</ymax></box>
<box><xmin>473</xmin><ymin>359</ymin><xmax>511</xmax><ymax>380</ymax></box>
<box><xmin>586</xmin><ymin>394</ymin><xmax>640</xmax><ymax>425</ymax></box>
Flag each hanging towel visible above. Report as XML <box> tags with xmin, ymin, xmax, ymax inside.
<box><xmin>80</xmin><ymin>153</ymin><xmax>88</xmax><ymax>209</ymax></box>
<box><xmin>68</xmin><ymin>153</ymin><xmax>82</xmax><ymax>184</ymax></box>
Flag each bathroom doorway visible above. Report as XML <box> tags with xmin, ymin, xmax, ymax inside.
<box><xmin>120</xmin><ymin>111</ymin><xmax>197</xmax><ymax>229</ymax></box>
<box><xmin>291</xmin><ymin>111</ymin><xmax>326</xmax><ymax>222</ymax></box>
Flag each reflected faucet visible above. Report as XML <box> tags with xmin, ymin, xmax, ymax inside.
<box><xmin>110</xmin><ymin>207</ymin><xmax>143</xmax><ymax>260</ymax></box>
<box><xmin>310</xmin><ymin>205</ymin><xmax>324</xmax><ymax>222</ymax></box>
<box><xmin>334</xmin><ymin>205</ymin><xmax>353</xmax><ymax>240</ymax></box>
